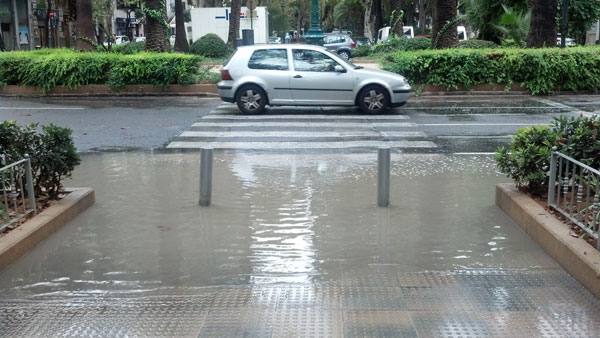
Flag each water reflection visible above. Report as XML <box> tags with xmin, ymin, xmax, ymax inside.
<box><xmin>230</xmin><ymin>154</ymin><xmax>318</xmax><ymax>284</ymax></box>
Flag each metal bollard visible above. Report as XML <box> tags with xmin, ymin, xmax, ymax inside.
<box><xmin>377</xmin><ymin>147</ymin><xmax>390</xmax><ymax>207</ymax></box>
<box><xmin>24</xmin><ymin>155</ymin><xmax>36</xmax><ymax>213</ymax></box>
<box><xmin>199</xmin><ymin>148</ymin><xmax>213</xmax><ymax>206</ymax></box>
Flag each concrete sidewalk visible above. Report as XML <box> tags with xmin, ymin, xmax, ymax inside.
<box><xmin>0</xmin><ymin>153</ymin><xmax>598</xmax><ymax>337</ymax></box>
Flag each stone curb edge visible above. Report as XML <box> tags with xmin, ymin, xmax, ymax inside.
<box><xmin>0</xmin><ymin>188</ymin><xmax>95</xmax><ymax>271</ymax></box>
<box><xmin>496</xmin><ymin>183</ymin><xmax>600</xmax><ymax>298</ymax></box>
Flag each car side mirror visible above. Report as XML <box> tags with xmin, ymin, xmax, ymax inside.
<box><xmin>334</xmin><ymin>65</ymin><xmax>346</xmax><ymax>73</ymax></box>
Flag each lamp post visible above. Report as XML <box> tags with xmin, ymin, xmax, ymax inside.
<box><xmin>303</xmin><ymin>0</ymin><xmax>324</xmax><ymax>45</ymax></box>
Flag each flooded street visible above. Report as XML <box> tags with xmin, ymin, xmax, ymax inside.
<box><xmin>1</xmin><ymin>152</ymin><xmax>599</xmax><ymax>336</ymax></box>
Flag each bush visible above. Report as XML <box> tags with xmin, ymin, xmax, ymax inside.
<box><xmin>0</xmin><ymin>121</ymin><xmax>80</xmax><ymax>199</ymax></box>
<box><xmin>496</xmin><ymin>126</ymin><xmax>557</xmax><ymax>194</ymax></box>
<box><xmin>0</xmin><ymin>49</ymin><xmax>206</xmax><ymax>91</ymax></box>
<box><xmin>190</xmin><ymin>34</ymin><xmax>228</xmax><ymax>58</ymax></box>
<box><xmin>112</xmin><ymin>41</ymin><xmax>146</xmax><ymax>54</ymax></box>
<box><xmin>107</xmin><ymin>53</ymin><xmax>202</xmax><ymax>89</ymax></box>
<box><xmin>373</xmin><ymin>37</ymin><xmax>431</xmax><ymax>54</ymax></box>
<box><xmin>383</xmin><ymin>47</ymin><xmax>600</xmax><ymax>95</ymax></box>
<box><xmin>353</xmin><ymin>44</ymin><xmax>372</xmax><ymax>57</ymax></box>
<box><xmin>496</xmin><ymin>115</ymin><xmax>600</xmax><ymax>194</ymax></box>
<box><xmin>457</xmin><ymin>39</ymin><xmax>498</xmax><ymax>49</ymax></box>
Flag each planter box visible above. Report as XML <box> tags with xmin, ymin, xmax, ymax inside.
<box><xmin>0</xmin><ymin>188</ymin><xmax>95</xmax><ymax>271</ymax></box>
<box><xmin>496</xmin><ymin>183</ymin><xmax>600</xmax><ymax>298</ymax></box>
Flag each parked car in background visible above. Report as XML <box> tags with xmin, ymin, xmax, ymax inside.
<box><xmin>134</xmin><ymin>36</ymin><xmax>146</xmax><ymax>43</ymax></box>
<box><xmin>217</xmin><ymin>44</ymin><xmax>411</xmax><ymax>114</ymax></box>
<box><xmin>354</xmin><ymin>37</ymin><xmax>372</xmax><ymax>46</ymax></box>
<box><xmin>556</xmin><ymin>35</ymin><xmax>576</xmax><ymax>46</ymax></box>
<box><xmin>323</xmin><ymin>33</ymin><xmax>356</xmax><ymax>60</ymax></box>
<box><xmin>103</xmin><ymin>35</ymin><xmax>129</xmax><ymax>47</ymax></box>
<box><xmin>268</xmin><ymin>36</ymin><xmax>282</xmax><ymax>44</ymax></box>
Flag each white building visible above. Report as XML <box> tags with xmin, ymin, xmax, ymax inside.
<box><xmin>174</xmin><ymin>6</ymin><xmax>269</xmax><ymax>44</ymax></box>
<box><xmin>586</xmin><ymin>20</ymin><xmax>599</xmax><ymax>45</ymax></box>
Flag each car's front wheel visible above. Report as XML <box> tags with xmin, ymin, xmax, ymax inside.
<box><xmin>236</xmin><ymin>84</ymin><xmax>267</xmax><ymax>114</ymax></box>
<box><xmin>358</xmin><ymin>85</ymin><xmax>390</xmax><ymax>114</ymax></box>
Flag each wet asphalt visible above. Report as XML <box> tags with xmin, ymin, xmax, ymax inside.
<box><xmin>1</xmin><ymin>94</ymin><xmax>598</xmax><ymax>153</ymax></box>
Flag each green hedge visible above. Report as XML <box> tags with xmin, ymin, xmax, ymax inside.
<box><xmin>190</xmin><ymin>34</ymin><xmax>229</xmax><ymax>58</ymax></box>
<box><xmin>0</xmin><ymin>49</ymin><xmax>205</xmax><ymax>92</ymax></box>
<box><xmin>383</xmin><ymin>47</ymin><xmax>600</xmax><ymax>95</ymax></box>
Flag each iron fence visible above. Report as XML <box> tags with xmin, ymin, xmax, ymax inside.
<box><xmin>548</xmin><ymin>151</ymin><xmax>600</xmax><ymax>250</ymax></box>
<box><xmin>0</xmin><ymin>156</ymin><xmax>36</xmax><ymax>232</ymax></box>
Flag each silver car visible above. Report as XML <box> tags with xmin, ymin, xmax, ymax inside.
<box><xmin>217</xmin><ymin>44</ymin><xmax>411</xmax><ymax>114</ymax></box>
<box><xmin>323</xmin><ymin>33</ymin><xmax>356</xmax><ymax>60</ymax></box>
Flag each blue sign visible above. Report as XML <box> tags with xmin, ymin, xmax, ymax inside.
<box><xmin>215</xmin><ymin>9</ymin><xmax>247</xmax><ymax>21</ymax></box>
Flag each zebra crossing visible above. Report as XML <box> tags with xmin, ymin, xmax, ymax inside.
<box><xmin>167</xmin><ymin>104</ymin><xmax>437</xmax><ymax>151</ymax></box>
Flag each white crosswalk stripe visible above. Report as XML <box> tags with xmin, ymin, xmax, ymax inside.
<box><xmin>168</xmin><ymin>107</ymin><xmax>437</xmax><ymax>151</ymax></box>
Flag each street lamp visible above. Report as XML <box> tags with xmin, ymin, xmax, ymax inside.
<box><xmin>303</xmin><ymin>0</ymin><xmax>324</xmax><ymax>45</ymax></box>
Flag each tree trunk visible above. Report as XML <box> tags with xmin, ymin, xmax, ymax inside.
<box><xmin>363</xmin><ymin>0</ymin><xmax>374</xmax><ymax>39</ymax></box>
<box><xmin>174</xmin><ymin>0</ymin><xmax>189</xmax><ymax>51</ymax></box>
<box><xmin>432</xmin><ymin>0</ymin><xmax>457</xmax><ymax>48</ymax></box>
<box><xmin>227</xmin><ymin>0</ymin><xmax>241</xmax><ymax>47</ymax></box>
<box><xmin>145</xmin><ymin>0</ymin><xmax>168</xmax><ymax>51</ymax></box>
<box><xmin>75</xmin><ymin>0</ymin><xmax>95</xmax><ymax>50</ymax></box>
<box><xmin>371</xmin><ymin>0</ymin><xmax>383</xmax><ymax>34</ymax></box>
<box><xmin>527</xmin><ymin>0</ymin><xmax>557</xmax><ymax>48</ymax></box>
<box><xmin>390</xmin><ymin>0</ymin><xmax>403</xmax><ymax>35</ymax></box>
<box><xmin>417</xmin><ymin>0</ymin><xmax>426</xmax><ymax>34</ymax></box>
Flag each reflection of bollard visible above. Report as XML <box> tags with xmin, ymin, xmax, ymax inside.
<box><xmin>199</xmin><ymin>148</ymin><xmax>213</xmax><ymax>206</ymax></box>
<box><xmin>377</xmin><ymin>148</ymin><xmax>390</xmax><ymax>207</ymax></box>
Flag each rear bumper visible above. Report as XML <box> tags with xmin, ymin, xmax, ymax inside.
<box><xmin>217</xmin><ymin>81</ymin><xmax>235</xmax><ymax>103</ymax></box>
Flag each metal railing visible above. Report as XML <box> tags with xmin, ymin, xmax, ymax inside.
<box><xmin>548</xmin><ymin>151</ymin><xmax>600</xmax><ymax>250</ymax></box>
<box><xmin>0</xmin><ymin>156</ymin><xmax>36</xmax><ymax>232</ymax></box>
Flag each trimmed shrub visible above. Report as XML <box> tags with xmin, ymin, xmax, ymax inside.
<box><xmin>383</xmin><ymin>47</ymin><xmax>600</xmax><ymax>95</ymax></box>
<box><xmin>112</xmin><ymin>41</ymin><xmax>146</xmax><ymax>54</ymax></box>
<box><xmin>496</xmin><ymin>115</ymin><xmax>600</xmax><ymax>194</ymax></box>
<box><xmin>190</xmin><ymin>33</ymin><xmax>228</xmax><ymax>58</ymax></box>
<box><xmin>373</xmin><ymin>37</ymin><xmax>431</xmax><ymax>54</ymax></box>
<box><xmin>457</xmin><ymin>39</ymin><xmax>498</xmax><ymax>49</ymax></box>
<box><xmin>0</xmin><ymin>121</ymin><xmax>80</xmax><ymax>199</ymax></box>
<box><xmin>0</xmin><ymin>49</ymin><xmax>206</xmax><ymax>91</ymax></box>
<box><xmin>107</xmin><ymin>53</ymin><xmax>202</xmax><ymax>89</ymax></box>
<box><xmin>496</xmin><ymin>126</ymin><xmax>557</xmax><ymax>194</ymax></box>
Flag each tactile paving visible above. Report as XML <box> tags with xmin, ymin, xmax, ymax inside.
<box><xmin>1</xmin><ymin>269</ymin><xmax>600</xmax><ymax>337</ymax></box>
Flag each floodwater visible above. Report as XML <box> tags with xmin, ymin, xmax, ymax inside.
<box><xmin>0</xmin><ymin>152</ymin><xmax>599</xmax><ymax>337</ymax></box>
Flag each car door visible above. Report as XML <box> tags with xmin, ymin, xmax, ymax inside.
<box><xmin>290</xmin><ymin>48</ymin><xmax>355</xmax><ymax>106</ymax></box>
<box><xmin>246</xmin><ymin>48</ymin><xmax>292</xmax><ymax>104</ymax></box>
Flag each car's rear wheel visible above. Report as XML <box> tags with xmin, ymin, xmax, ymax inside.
<box><xmin>338</xmin><ymin>50</ymin><xmax>351</xmax><ymax>60</ymax></box>
<box><xmin>358</xmin><ymin>85</ymin><xmax>390</xmax><ymax>114</ymax></box>
<box><xmin>236</xmin><ymin>84</ymin><xmax>267</xmax><ymax>114</ymax></box>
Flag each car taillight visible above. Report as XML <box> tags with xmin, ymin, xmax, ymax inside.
<box><xmin>221</xmin><ymin>69</ymin><xmax>233</xmax><ymax>81</ymax></box>
<box><xmin>351</xmin><ymin>41</ymin><xmax>357</xmax><ymax>48</ymax></box>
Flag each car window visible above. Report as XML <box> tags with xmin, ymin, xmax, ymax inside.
<box><xmin>248</xmin><ymin>49</ymin><xmax>289</xmax><ymax>70</ymax></box>
<box><xmin>292</xmin><ymin>49</ymin><xmax>340</xmax><ymax>72</ymax></box>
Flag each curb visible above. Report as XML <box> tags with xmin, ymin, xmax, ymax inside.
<box><xmin>0</xmin><ymin>84</ymin><xmax>219</xmax><ymax>97</ymax></box>
<box><xmin>496</xmin><ymin>183</ymin><xmax>600</xmax><ymax>298</ymax></box>
<box><xmin>0</xmin><ymin>188</ymin><xmax>95</xmax><ymax>271</ymax></box>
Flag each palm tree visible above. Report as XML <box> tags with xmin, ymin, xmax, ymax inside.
<box><xmin>432</xmin><ymin>0</ymin><xmax>457</xmax><ymax>48</ymax></box>
<box><xmin>227</xmin><ymin>0</ymin><xmax>241</xmax><ymax>47</ymax></box>
<box><xmin>75</xmin><ymin>0</ymin><xmax>96</xmax><ymax>50</ymax></box>
<box><xmin>174</xmin><ymin>0</ymin><xmax>189</xmax><ymax>51</ymax></box>
<box><xmin>527</xmin><ymin>0</ymin><xmax>557</xmax><ymax>47</ymax></box>
<box><xmin>145</xmin><ymin>0</ymin><xmax>168</xmax><ymax>51</ymax></box>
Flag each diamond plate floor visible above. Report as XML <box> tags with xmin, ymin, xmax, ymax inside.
<box><xmin>1</xmin><ymin>153</ymin><xmax>599</xmax><ymax>337</ymax></box>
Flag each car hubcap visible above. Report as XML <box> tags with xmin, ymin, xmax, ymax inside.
<box><xmin>340</xmin><ymin>52</ymin><xmax>349</xmax><ymax>60</ymax></box>
<box><xmin>240</xmin><ymin>90</ymin><xmax>262</xmax><ymax>111</ymax></box>
<box><xmin>363</xmin><ymin>90</ymin><xmax>385</xmax><ymax>110</ymax></box>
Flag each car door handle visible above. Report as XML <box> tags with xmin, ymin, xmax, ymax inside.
<box><xmin>293</xmin><ymin>75</ymin><xmax>303</xmax><ymax>78</ymax></box>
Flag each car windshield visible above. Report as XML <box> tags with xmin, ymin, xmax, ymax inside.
<box><xmin>337</xmin><ymin>57</ymin><xmax>361</xmax><ymax>69</ymax></box>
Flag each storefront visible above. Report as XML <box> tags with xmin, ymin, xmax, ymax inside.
<box><xmin>0</xmin><ymin>0</ymin><xmax>34</xmax><ymax>50</ymax></box>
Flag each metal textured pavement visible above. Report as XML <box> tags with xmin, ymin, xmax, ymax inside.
<box><xmin>1</xmin><ymin>269</ymin><xmax>599</xmax><ymax>337</ymax></box>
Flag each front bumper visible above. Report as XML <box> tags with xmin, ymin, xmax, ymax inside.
<box><xmin>391</xmin><ymin>86</ymin><xmax>411</xmax><ymax>106</ymax></box>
